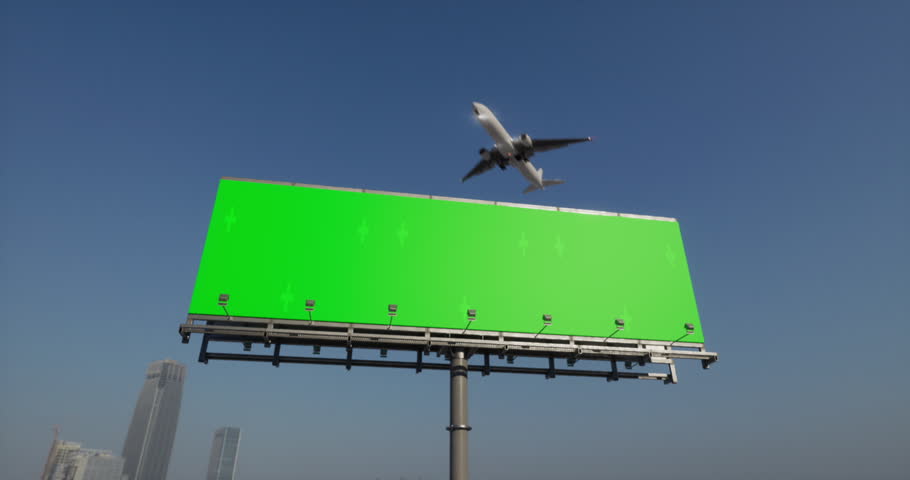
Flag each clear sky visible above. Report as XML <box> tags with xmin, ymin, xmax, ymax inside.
<box><xmin>2</xmin><ymin>2</ymin><xmax>908</xmax><ymax>479</ymax></box>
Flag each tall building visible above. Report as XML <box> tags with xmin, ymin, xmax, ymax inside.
<box><xmin>71</xmin><ymin>452</ymin><xmax>125</xmax><ymax>480</ymax></box>
<box><xmin>41</xmin><ymin>439</ymin><xmax>125</xmax><ymax>480</ymax></box>
<box><xmin>45</xmin><ymin>441</ymin><xmax>83</xmax><ymax>480</ymax></box>
<box><xmin>121</xmin><ymin>359</ymin><xmax>186</xmax><ymax>480</ymax></box>
<box><xmin>205</xmin><ymin>427</ymin><xmax>242</xmax><ymax>480</ymax></box>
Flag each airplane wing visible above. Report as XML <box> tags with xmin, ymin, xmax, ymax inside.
<box><xmin>461</xmin><ymin>158</ymin><xmax>495</xmax><ymax>182</ymax></box>
<box><xmin>532</xmin><ymin>137</ymin><xmax>592</xmax><ymax>153</ymax></box>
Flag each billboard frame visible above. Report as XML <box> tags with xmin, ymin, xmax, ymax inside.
<box><xmin>181</xmin><ymin>178</ymin><xmax>718</xmax><ymax>381</ymax></box>
<box><xmin>180</xmin><ymin>314</ymin><xmax>717</xmax><ymax>383</ymax></box>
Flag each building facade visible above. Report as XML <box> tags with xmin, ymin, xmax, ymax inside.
<box><xmin>205</xmin><ymin>427</ymin><xmax>242</xmax><ymax>480</ymax></box>
<box><xmin>43</xmin><ymin>441</ymin><xmax>125</xmax><ymax>480</ymax></box>
<box><xmin>71</xmin><ymin>452</ymin><xmax>126</xmax><ymax>480</ymax></box>
<box><xmin>45</xmin><ymin>441</ymin><xmax>83</xmax><ymax>480</ymax></box>
<box><xmin>121</xmin><ymin>359</ymin><xmax>186</xmax><ymax>480</ymax></box>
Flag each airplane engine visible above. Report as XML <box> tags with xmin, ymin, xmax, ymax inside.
<box><xmin>518</xmin><ymin>133</ymin><xmax>533</xmax><ymax>150</ymax></box>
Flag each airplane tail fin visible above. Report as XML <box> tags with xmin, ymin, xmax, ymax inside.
<box><xmin>522</xmin><ymin>168</ymin><xmax>566</xmax><ymax>194</ymax></box>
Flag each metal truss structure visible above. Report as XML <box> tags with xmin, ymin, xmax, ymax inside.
<box><xmin>180</xmin><ymin>314</ymin><xmax>717</xmax><ymax>383</ymax></box>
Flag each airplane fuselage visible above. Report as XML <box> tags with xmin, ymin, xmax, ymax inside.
<box><xmin>511</xmin><ymin>157</ymin><xmax>543</xmax><ymax>188</ymax></box>
<box><xmin>473</xmin><ymin>102</ymin><xmax>519</xmax><ymax>157</ymax></box>
<box><xmin>473</xmin><ymin>102</ymin><xmax>544</xmax><ymax>187</ymax></box>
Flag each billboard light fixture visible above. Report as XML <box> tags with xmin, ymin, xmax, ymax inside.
<box><xmin>313</xmin><ymin>345</ymin><xmax>321</xmax><ymax>355</ymax></box>
<box><xmin>535</xmin><ymin>315</ymin><xmax>553</xmax><ymax>338</ymax></box>
<box><xmin>567</xmin><ymin>357</ymin><xmax>576</xmax><ymax>367</ymax></box>
<box><xmin>380</xmin><ymin>348</ymin><xmax>388</xmax><ymax>358</ymax></box>
<box><xmin>217</xmin><ymin>293</ymin><xmax>232</xmax><ymax>317</ymax></box>
<box><xmin>387</xmin><ymin>304</ymin><xmax>398</xmax><ymax>330</ymax></box>
<box><xmin>506</xmin><ymin>355</ymin><xmax>515</xmax><ymax>364</ymax></box>
<box><xmin>305</xmin><ymin>299</ymin><xmax>315</xmax><ymax>312</ymax></box>
<box><xmin>243</xmin><ymin>341</ymin><xmax>252</xmax><ymax>352</ymax></box>
<box><xmin>685</xmin><ymin>323</ymin><xmax>695</xmax><ymax>334</ymax></box>
<box><xmin>462</xmin><ymin>309</ymin><xmax>477</xmax><ymax>334</ymax></box>
<box><xmin>604</xmin><ymin>318</ymin><xmax>625</xmax><ymax>342</ymax></box>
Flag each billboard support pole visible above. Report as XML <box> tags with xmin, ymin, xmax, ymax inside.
<box><xmin>448</xmin><ymin>349</ymin><xmax>471</xmax><ymax>480</ymax></box>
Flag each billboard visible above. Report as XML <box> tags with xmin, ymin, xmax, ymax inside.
<box><xmin>189</xmin><ymin>178</ymin><xmax>704</xmax><ymax>344</ymax></box>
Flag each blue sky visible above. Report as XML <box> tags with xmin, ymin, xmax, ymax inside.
<box><xmin>2</xmin><ymin>2</ymin><xmax>908</xmax><ymax>479</ymax></box>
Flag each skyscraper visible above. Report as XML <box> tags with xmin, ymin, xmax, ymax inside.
<box><xmin>71</xmin><ymin>451</ymin><xmax>125</xmax><ymax>480</ymax></box>
<box><xmin>205</xmin><ymin>427</ymin><xmax>241</xmax><ymax>480</ymax></box>
<box><xmin>44</xmin><ymin>441</ymin><xmax>83</xmax><ymax>480</ymax></box>
<box><xmin>122</xmin><ymin>359</ymin><xmax>186</xmax><ymax>480</ymax></box>
<box><xmin>41</xmin><ymin>439</ymin><xmax>125</xmax><ymax>480</ymax></box>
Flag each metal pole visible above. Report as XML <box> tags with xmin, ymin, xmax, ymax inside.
<box><xmin>448</xmin><ymin>349</ymin><xmax>470</xmax><ymax>480</ymax></box>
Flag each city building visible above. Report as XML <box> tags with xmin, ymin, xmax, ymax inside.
<box><xmin>71</xmin><ymin>452</ymin><xmax>126</xmax><ymax>480</ymax></box>
<box><xmin>44</xmin><ymin>441</ymin><xmax>83</xmax><ymax>480</ymax></box>
<box><xmin>205</xmin><ymin>427</ymin><xmax>242</xmax><ymax>480</ymax></box>
<box><xmin>41</xmin><ymin>438</ymin><xmax>125</xmax><ymax>480</ymax></box>
<box><xmin>121</xmin><ymin>359</ymin><xmax>187</xmax><ymax>480</ymax></box>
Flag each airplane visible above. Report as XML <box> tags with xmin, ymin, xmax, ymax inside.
<box><xmin>463</xmin><ymin>102</ymin><xmax>592</xmax><ymax>193</ymax></box>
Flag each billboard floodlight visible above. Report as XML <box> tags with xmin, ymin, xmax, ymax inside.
<box><xmin>387</xmin><ymin>304</ymin><xmax>398</xmax><ymax>329</ymax></box>
<box><xmin>604</xmin><ymin>318</ymin><xmax>625</xmax><ymax>342</ymax></box>
<box><xmin>462</xmin><ymin>309</ymin><xmax>477</xmax><ymax>334</ymax></box>
<box><xmin>567</xmin><ymin>357</ymin><xmax>576</xmax><ymax>367</ymax></box>
<box><xmin>217</xmin><ymin>293</ymin><xmax>232</xmax><ymax>316</ymax></box>
<box><xmin>624</xmin><ymin>360</ymin><xmax>633</xmax><ymax>369</ymax></box>
<box><xmin>535</xmin><ymin>314</ymin><xmax>553</xmax><ymax>338</ymax></box>
<box><xmin>506</xmin><ymin>355</ymin><xmax>515</xmax><ymax>364</ymax></box>
<box><xmin>313</xmin><ymin>345</ymin><xmax>321</xmax><ymax>355</ymax></box>
<box><xmin>243</xmin><ymin>342</ymin><xmax>252</xmax><ymax>352</ymax></box>
<box><xmin>380</xmin><ymin>348</ymin><xmax>388</xmax><ymax>358</ymax></box>
<box><xmin>685</xmin><ymin>323</ymin><xmax>695</xmax><ymax>334</ymax></box>
<box><xmin>305</xmin><ymin>299</ymin><xmax>315</xmax><ymax>311</ymax></box>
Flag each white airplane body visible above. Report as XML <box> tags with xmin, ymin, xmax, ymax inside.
<box><xmin>465</xmin><ymin>102</ymin><xmax>591</xmax><ymax>193</ymax></box>
<box><xmin>474</xmin><ymin>102</ymin><xmax>517</xmax><ymax>155</ymax></box>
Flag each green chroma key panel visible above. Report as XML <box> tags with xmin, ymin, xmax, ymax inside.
<box><xmin>189</xmin><ymin>178</ymin><xmax>704</xmax><ymax>343</ymax></box>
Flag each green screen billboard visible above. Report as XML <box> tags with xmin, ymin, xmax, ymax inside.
<box><xmin>189</xmin><ymin>178</ymin><xmax>704</xmax><ymax>343</ymax></box>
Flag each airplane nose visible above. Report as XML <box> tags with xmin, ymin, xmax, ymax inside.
<box><xmin>472</xmin><ymin>102</ymin><xmax>484</xmax><ymax>116</ymax></box>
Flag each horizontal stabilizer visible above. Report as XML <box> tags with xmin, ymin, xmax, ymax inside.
<box><xmin>522</xmin><ymin>179</ymin><xmax>565</xmax><ymax>194</ymax></box>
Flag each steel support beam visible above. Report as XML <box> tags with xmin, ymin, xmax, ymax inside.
<box><xmin>448</xmin><ymin>349</ymin><xmax>470</xmax><ymax>480</ymax></box>
<box><xmin>200</xmin><ymin>351</ymin><xmax>670</xmax><ymax>380</ymax></box>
